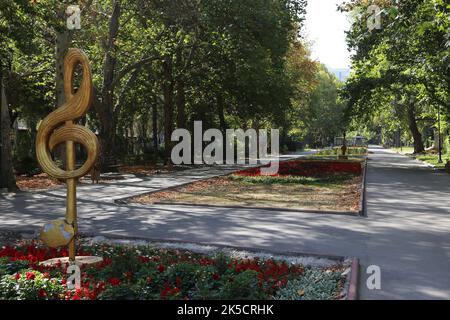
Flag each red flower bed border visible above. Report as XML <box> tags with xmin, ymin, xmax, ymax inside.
<box><xmin>235</xmin><ymin>160</ymin><xmax>362</xmax><ymax>177</ymax></box>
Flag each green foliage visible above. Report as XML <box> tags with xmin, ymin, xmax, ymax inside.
<box><xmin>1</xmin><ymin>0</ymin><xmax>346</xmax><ymax>172</ymax></box>
<box><xmin>414</xmin><ymin>154</ymin><xmax>448</xmax><ymax>169</ymax></box>
<box><xmin>14</xmin><ymin>156</ymin><xmax>39</xmax><ymax>176</ymax></box>
<box><xmin>300</xmin><ymin>65</ymin><xmax>346</xmax><ymax>147</ymax></box>
<box><xmin>162</xmin><ymin>262</ymin><xmax>201</xmax><ymax>295</ymax></box>
<box><xmin>0</xmin><ymin>243</ymin><xmax>346</xmax><ymax>300</ymax></box>
<box><xmin>0</xmin><ymin>270</ymin><xmax>65</xmax><ymax>300</ymax></box>
<box><xmin>274</xmin><ymin>268</ymin><xmax>344</xmax><ymax>300</ymax></box>
<box><xmin>97</xmin><ymin>283</ymin><xmax>143</xmax><ymax>300</ymax></box>
<box><xmin>0</xmin><ymin>258</ymin><xmax>29</xmax><ymax>277</ymax></box>
<box><xmin>219</xmin><ymin>270</ymin><xmax>267</xmax><ymax>300</ymax></box>
<box><xmin>340</xmin><ymin>0</ymin><xmax>449</xmax><ymax>149</ymax></box>
<box><xmin>315</xmin><ymin>147</ymin><xmax>368</xmax><ymax>156</ymax></box>
<box><xmin>228</xmin><ymin>174</ymin><xmax>355</xmax><ymax>187</ymax></box>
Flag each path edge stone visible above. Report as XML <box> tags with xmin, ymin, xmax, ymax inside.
<box><xmin>358</xmin><ymin>159</ymin><xmax>368</xmax><ymax>216</ymax></box>
<box><xmin>348</xmin><ymin>257</ymin><xmax>360</xmax><ymax>300</ymax></box>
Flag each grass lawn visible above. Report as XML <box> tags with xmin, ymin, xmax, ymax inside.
<box><xmin>414</xmin><ymin>154</ymin><xmax>448</xmax><ymax>169</ymax></box>
<box><xmin>391</xmin><ymin>147</ymin><xmax>415</xmax><ymax>155</ymax></box>
<box><xmin>391</xmin><ymin>147</ymin><xmax>449</xmax><ymax>169</ymax></box>
<box><xmin>133</xmin><ymin>173</ymin><xmax>362</xmax><ymax>212</ymax></box>
<box><xmin>314</xmin><ymin>147</ymin><xmax>368</xmax><ymax>157</ymax></box>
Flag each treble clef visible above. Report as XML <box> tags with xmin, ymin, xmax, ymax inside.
<box><xmin>36</xmin><ymin>48</ymin><xmax>99</xmax><ymax>180</ymax></box>
<box><xmin>36</xmin><ymin>49</ymin><xmax>99</xmax><ymax>259</ymax></box>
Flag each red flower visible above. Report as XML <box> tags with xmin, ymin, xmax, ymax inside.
<box><xmin>15</xmin><ymin>273</ymin><xmax>20</xmax><ymax>280</ymax></box>
<box><xmin>38</xmin><ymin>289</ymin><xmax>47</xmax><ymax>299</ymax></box>
<box><xmin>212</xmin><ymin>273</ymin><xmax>220</xmax><ymax>281</ymax></box>
<box><xmin>176</xmin><ymin>277</ymin><xmax>182</xmax><ymax>287</ymax></box>
<box><xmin>25</xmin><ymin>272</ymin><xmax>35</xmax><ymax>280</ymax></box>
<box><xmin>139</xmin><ymin>256</ymin><xmax>150</xmax><ymax>263</ymax></box>
<box><xmin>157</xmin><ymin>264</ymin><xmax>165</xmax><ymax>273</ymax></box>
<box><xmin>160</xmin><ymin>285</ymin><xmax>180</xmax><ymax>298</ymax></box>
<box><xmin>146</xmin><ymin>277</ymin><xmax>153</xmax><ymax>284</ymax></box>
<box><xmin>107</xmin><ymin>277</ymin><xmax>121</xmax><ymax>286</ymax></box>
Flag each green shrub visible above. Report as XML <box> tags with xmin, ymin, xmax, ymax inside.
<box><xmin>228</xmin><ymin>174</ymin><xmax>354</xmax><ymax>186</ymax></box>
<box><xmin>0</xmin><ymin>270</ymin><xmax>65</xmax><ymax>300</ymax></box>
<box><xmin>14</xmin><ymin>156</ymin><xmax>40</xmax><ymax>176</ymax></box>
<box><xmin>0</xmin><ymin>258</ymin><xmax>29</xmax><ymax>277</ymax></box>
<box><xmin>218</xmin><ymin>270</ymin><xmax>266</xmax><ymax>300</ymax></box>
<box><xmin>162</xmin><ymin>262</ymin><xmax>201</xmax><ymax>295</ymax></box>
<box><xmin>98</xmin><ymin>283</ymin><xmax>142</xmax><ymax>300</ymax></box>
<box><xmin>274</xmin><ymin>268</ymin><xmax>344</xmax><ymax>300</ymax></box>
<box><xmin>108</xmin><ymin>250</ymin><xmax>140</xmax><ymax>278</ymax></box>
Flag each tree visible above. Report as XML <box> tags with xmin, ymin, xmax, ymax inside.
<box><xmin>340</xmin><ymin>0</ymin><xmax>449</xmax><ymax>153</ymax></box>
<box><xmin>0</xmin><ymin>0</ymin><xmax>42</xmax><ymax>190</ymax></box>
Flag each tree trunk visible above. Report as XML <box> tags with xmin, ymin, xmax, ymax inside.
<box><xmin>175</xmin><ymin>78</ymin><xmax>186</xmax><ymax>129</ymax></box>
<box><xmin>55</xmin><ymin>31</ymin><xmax>72</xmax><ymax>107</ymax></box>
<box><xmin>217</xmin><ymin>94</ymin><xmax>227</xmax><ymax>133</ymax></box>
<box><xmin>94</xmin><ymin>1</ymin><xmax>121</xmax><ymax>170</ymax></box>
<box><xmin>152</xmin><ymin>103</ymin><xmax>158</xmax><ymax>152</ymax></box>
<box><xmin>407</xmin><ymin>104</ymin><xmax>424</xmax><ymax>154</ymax></box>
<box><xmin>162</xmin><ymin>57</ymin><xmax>174</xmax><ymax>166</ymax></box>
<box><xmin>55</xmin><ymin>29</ymin><xmax>72</xmax><ymax>167</ymax></box>
<box><xmin>0</xmin><ymin>69</ymin><xmax>18</xmax><ymax>191</ymax></box>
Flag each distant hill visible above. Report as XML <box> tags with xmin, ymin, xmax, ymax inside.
<box><xmin>328</xmin><ymin>68</ymin><xmax>351</xmax><ymax>82</ymax></box>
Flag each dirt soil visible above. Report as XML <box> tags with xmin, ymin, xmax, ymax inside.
<box><xmin>133</xmin><ymin>175</ymin><xmax>363</xmax><ymax>213</ymax></box>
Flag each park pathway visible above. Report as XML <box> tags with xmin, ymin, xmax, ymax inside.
<box><xmin>1</xmin><ymin>146</ymin><xmax>450</xmax><ymax>299</ymax></box>
<box><xmin>359</xmin><ymin>146</ymin><xmax>450</xmax><ymax>299</ymax></box>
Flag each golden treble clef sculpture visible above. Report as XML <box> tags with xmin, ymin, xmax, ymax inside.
<box><xmin>36</xmin><ymin>48</ymin><xmax>99</xmax><ymax>262</ymax></box>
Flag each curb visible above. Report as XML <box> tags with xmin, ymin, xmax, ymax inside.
<box><xmin>358</xmin><ymin>159</ymin><xmax>368</xmax><ymax>216</ymax></box>
<box><xmin>0</xmin><ymin>228</ymin><xmax>349</xmax><ymax>264</ymax></box>
<box><xmin>151</xmin><ymin>201</ymin><xmax>361</xmax><ymax>216</ymax></box>
<box><xmin>85</xmin><ymin>234</ymin><xmax>350</xmax><ymax>263</ymax></box>
<box><xmin>347</xmin><ymin>257</ymin><xmax>360</xmax><ymax>300</ymax></box>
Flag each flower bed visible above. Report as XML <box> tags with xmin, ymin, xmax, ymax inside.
<box><xmin>0</xmin><ymin>241</ymin><xmax>347</xmax><ymax>300</ymax></box>
<box><xmin>235</xmin><ymin>160</ymin><xmax>363</xmax><ymax>177</ymax></box>
<box><xmin>132</xmin><ymin>159</ymin><xmax>364</xmax><ymax>212</ymax></box>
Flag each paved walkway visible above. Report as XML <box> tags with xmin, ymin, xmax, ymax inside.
<box><xmin>1</xmin><ymin>146</ymin><xmax>450</xmax><ymax>299</ymax></box>
<box><xmin>23</xmin><ymin>152</ymin><xmax>317</xmax><ymax>203</ymax></box>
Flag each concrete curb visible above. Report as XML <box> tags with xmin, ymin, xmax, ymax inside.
<box><xmin>87</xmin><ymin>234</ymin><xmax>351</xmax><ymax>263</ymax></box>
<box><xmin>151</xmin><ymin>201</ymin><xmax>361</xmax><ymax>216</ymax></box>
<box><xmin>347</xmin><ymin>258</ymin><xmax>360</xmax><ymax>300</ymax></box>
<box><xmin>358</xmin><ymin>159</ymin><xmax>368</xmax><ymax>216</ymax></box>
<box><xmin>0</xmin><ymin>228</ymin><xmax>350</xmax><ymax>264</ymax></box>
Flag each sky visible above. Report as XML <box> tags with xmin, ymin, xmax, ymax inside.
<box><xmin>304</xmin><ymin>0</ymin><xmax>351</xmax><ymax>70</ymax></box>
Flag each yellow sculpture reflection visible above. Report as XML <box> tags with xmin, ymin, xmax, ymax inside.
<box><xmin>36</xmin><ymin>48</ymin><xmax>99</xmax><ymax>262</ymax></box>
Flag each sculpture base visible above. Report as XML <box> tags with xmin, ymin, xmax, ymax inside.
<box><xmin>40</xmin><ymin>256</ymin><xmax>103</xmax><ymax>267</ymax></box>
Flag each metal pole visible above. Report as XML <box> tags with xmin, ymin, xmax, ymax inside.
<box><xmin>65</xmin><ymin>124</ymin><xmax>77</xmax><ymax>262</ymax></box>
<box><xmin>438</xmin><ymin>105</ymin><xmax>443</xmax><ymax>163</ymax></box>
